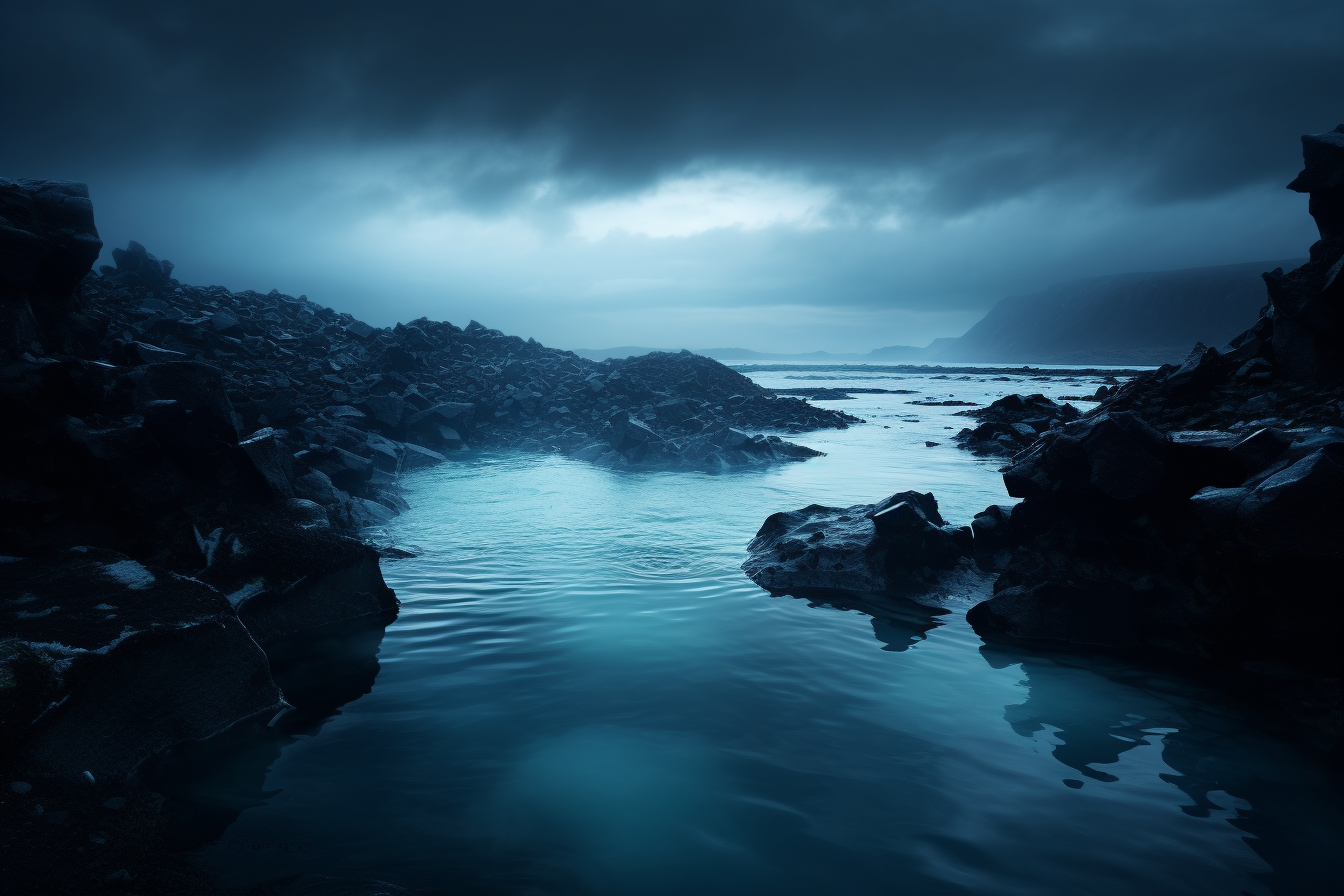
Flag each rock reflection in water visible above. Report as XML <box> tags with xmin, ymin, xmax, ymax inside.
<box><xmin>150</xmin><ymin>618</ymin><xmax>389</xmax><ymax>849</ymax></box>
<box><xmin>979</xmin><ymin>642</ymin><xmax>1344</xmax><ymax>894</ymax></box>
<box><xmin>776</xmin><ymin>588</ymin><xmax>951</xmax><ymax>653</ymax></box>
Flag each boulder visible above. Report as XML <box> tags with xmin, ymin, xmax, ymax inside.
<box><xmin>191</xmin><ymin>505</ymin><xmax>399</xmax><ymax>649</ymax></box>
<box><xmin>742</xmin><ymin>490</ymin><xmax>969</xmax><ymax>595</ymax></box>
<box><xmin>0</xmin><ymin>178</ymin><xmax>103</xmax><ymax>353</ymax></box>
<box><xmin>2</xmin><ymin>549</ymin><xmax>282</xmax><ymax>780</ymax></box>
<box><xmin>129</xmin><ymin>361</ymin><xmax>239</xmax><ymax>449</ymax></box>
<box><xmin>109</xmin><ymin>240</ymin><xmax>174</xmax><ymax>289</ymax></box>
<box><xmin>1234</xmin><ymin>443</ymin><xmax>1344</xmax><ymax>562</ymax></box>
<box><xmin>239</xmin><ymin>427</ymin><xmax>296</xmax><ymax>498</ymax></box>
<box><xmin>1003</xmin><ymin>411</ymin><xmax>1171</xmax><ymax>507</ymax></box>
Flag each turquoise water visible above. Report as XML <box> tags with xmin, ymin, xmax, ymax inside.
<box><xmin>190</xmin><ymin>370</ymin><xmax>1343</xmax><ymax>895</ymax></box>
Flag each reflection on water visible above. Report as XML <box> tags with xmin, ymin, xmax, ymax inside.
<box><xmin>184</xmin><ymin>369</ymin><xmax>1342</xmax><ymax>896</ymax></box>
<box><xmin>154</xmin><ymin>619</ymin><xmax>389</xmax><ymax>849</ymax></box>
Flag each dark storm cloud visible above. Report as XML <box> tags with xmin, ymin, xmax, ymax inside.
<box><xmin>4</xmin><ymin>0</ymin><xmax>1341</xmax><ymax>214</ymax></box>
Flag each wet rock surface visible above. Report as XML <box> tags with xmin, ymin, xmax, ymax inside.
<box><xmin>746</xmin><ymin>127</ymin><xmax>1344</xmax><ymax>755</ymax></box>
<box><xmin>953</xmin><ymin>393</ymin><xmax>1083</xmax><ymax>457</ymax></box>
<box><xmin>742</xmin><ymin>491</ymin><xmax>970</xmax><ymax>596</ymax></box>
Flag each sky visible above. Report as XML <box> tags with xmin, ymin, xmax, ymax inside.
<box><xmin>3</xmin><ymin>1</ymin><xmax>1340</xmax><ymax>353</ymax></box>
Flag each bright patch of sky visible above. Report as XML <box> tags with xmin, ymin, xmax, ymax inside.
<box><xmin>571</xmin><ymin>172</ymin><xmax>834</xmax><ymax>240</ymax></box>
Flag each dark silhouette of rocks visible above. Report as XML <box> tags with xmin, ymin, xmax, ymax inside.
<box><xmin>744</xmin><ymin>126</ymin><xmax>1344</xmax><ymax>754</ymax></box>
<box><xmin>1264</xmin><ymin>124</ymin><xmax>1344</xmax><ymax>382</ymax></box>
<box><xmin>0</xmin><ymin>178</ymin><xmax>106</xmax><ymax>357</ymax></box>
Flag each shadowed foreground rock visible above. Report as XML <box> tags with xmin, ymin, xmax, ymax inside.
<box><xmin>1</xmin><ymin>179</ymin><xmax>403</xmax><ymax>895</ymax></box>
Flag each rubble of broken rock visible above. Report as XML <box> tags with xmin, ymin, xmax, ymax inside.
<box><xmin>87</xmin><ymin>242</ymin><xmax>856</xmax><ymax>499</ymax></box>
<box><xmin>744</xmin><ymin>125</ymin><xmax>1344</xmax><ymax>755</ymax></box>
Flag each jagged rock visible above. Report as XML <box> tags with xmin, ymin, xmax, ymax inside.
<box><xmin>742</xmin><ymin>491</ymin><xmax>969</xmax><ymax>595</ymax></box>
<box><xmin>954</xmin><ymin>393</ymin><xmax>1080</xmax><ymax>457</ymax></box>
<box><xmin>239</xmin><ymin>427</ymin><xmax>296</xmax><ymax>499</ymax></box>
<box><xmin>190</xmin><ymin>504</ymin><xmax>399</xmax><ymax>648</ymax></box>
<box><xmin>1003</xmin><ymin>411</ymin><xmax>1171</xmax><ymax>507</ymax></box>
<box><xmin>1264</xmin><ymin>124</ymin><xmax>1344</xmax><ymax>383</ymax></box>
<box><xmin>1</xmin><ymin>549</ymin><xmax>283</xmax><ymax>780</ymax></box>
<box><xmin>109</xmin><ymin>240</ymin><xmax>174</xmax><ymax>289</ymax></box>
<box><xmin>0</xmin><ymin>179</ymin><xmax>104</xmax><ymax>354</ymax></box>
<box><xmin>1192</xmin><ymin>440</ymin><xmax>1344</xmax><ymax>563</ymax></box>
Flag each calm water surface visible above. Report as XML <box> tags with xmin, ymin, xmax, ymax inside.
<box><xmin>191</xmin><ymin>368</ymin><xmax>1343</xmax><ymax>895</ymax></box>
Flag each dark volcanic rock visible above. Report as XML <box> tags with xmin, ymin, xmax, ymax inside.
<box><xmin>1</xmin><ymin>549</ymin><xmax>283</xmax><ymax>779</ymax></box>
<box><xmin>0</xmin><ymin>179</ymin><xmax>400</xmax><ymax>791</ymax></box>
<box><xmin>78</xmin><ymin>254</ymin><xmax>856</xmax><ymax>478</ymax></box>
<box><xmin>954</xmin><ymin>393</ymin><xmax>1081</xmax><ymax>457</ymax></box>
<box><xmin>1264</xmin><ymin>124</ymin><xmax>1344</xmax><ymax>383</ymax></box>
<box><xmin>742</xmin><ymin>491</ymin><xmax>970</xmax><ymax>595</ymax></box>
<box><xmin>0</xmin><ymin>178</ymin><xmax>105</xmax><ymax>356</ymax></box>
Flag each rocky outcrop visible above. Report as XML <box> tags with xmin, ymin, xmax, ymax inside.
<box><xmin>962</xmin><ymin>129</ymin><xmax>1344</xmax><ymax>750</ymax></box>
<box><xmin>742</xmin><ymin>491</ymin><xmax>970</xmax><ymax>596</ymax></box>
<box><xmin>953</xmin><ymin>393</ymin><xmax>1082</xmax><ymax>457</ymax></box>
<box><xmin>0</xmin><ymin>181</ymin><xmax>400</xmax><ymax>787</ymax></box>
<box><xmin>1</xmin><ymin>549</ymin><xmax>283</xmax><ymax>780</ymax></box>
<box><xmin>0</xmin><ymin>178</ymin><xmax>106</xmax><ymax>357</ymax></box>
<box><xmin>1265</xmin><ymin>125</ymin><xmax>1344</xmax><ymax>383</ymax></box>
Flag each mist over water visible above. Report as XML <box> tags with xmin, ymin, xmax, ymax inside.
<box><xmin>189</xmin><ymin>368</ymin><xmax>1343</xmax><ymax>895</ymax></box>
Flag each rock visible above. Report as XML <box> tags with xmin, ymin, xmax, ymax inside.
<box><xmin>0</xmin><ymin>179</ymin><xmax>104</xmax><ymax>354</ymax></box>
<box><xmin>966</xmin><ymin>580</ymin><xmax>1144</xmax><ymax>651</ymax></box>
<box><xmin>130</xmin><ymin>361</ymin><xmax>239</xmax><ymax>448</ymax></box>
<box><xmin>2</xmin><ymin>549</ymin><xmax>283</xmax><ymax>780</ymax></box>
<box><xmin>192</xmin><ymin>505</ymin><xmax>399</xmax><ymax>649</ymax></box>
<box><xmin>361</xmin><ymin>394</ymin><xmax>406</xmax><ymax>428</ymax></box>
<box><xmin>1234</xmin><ymin>444</ymin><xmax>1344</xmax><ymax>562</ymax></box>
<box><xmin>742</xmin><ymin>490</ymin><xmax>968</xmax><ymax>596</ymax></box>
<box><xmin>1230</xmin><ymin>427</ymin><xmax>1291</xmax><ymax>475</ymax></box>
<box><xmin>239</xmin><ymin>427</ymin><xmax>296</xmax><ymax>498</ymax></box>
<box><xmin>399</xmin><ymin>442</ymin><xmax>447</xmax><ymax>470</ymax></box>
<box><xmin>435</xmin><ymin>426</ymin><xmax>465</xmax><ymax>450</ymax></box>
<box><xmin>954</xmin><ymin>393</ymin><xmax>1080</xmax><ymax>457</ymax></box>
<box><xmin>1003</xmin><ymin>411</ymin><xmax>1170</xmax><ymax>507</ymax></box>
<box><xmin>1264</xmin><ymin>124</ymin><xmax>1344</xmax><ymax>383</ymax></box>
<box><xmin>110</xmin><ymin>240</ymin><xmax>174</xmax><ymax>288</ymax></box>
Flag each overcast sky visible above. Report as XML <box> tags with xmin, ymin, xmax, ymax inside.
<box><xmin>3</xmin><ymin>1</ymin><xmax>1339</xmax><ymax>352</ymax></box>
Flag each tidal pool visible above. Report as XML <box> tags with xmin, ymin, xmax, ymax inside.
<box><xmin>189</xmin><ymin>368</ymin><xmax>1343</xmax><ymax>895</ymax></box>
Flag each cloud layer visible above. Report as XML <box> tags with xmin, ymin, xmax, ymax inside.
<box><xmin>3</xmin><ymin>1</ymin><xmax>1338</xmax><ymax>350</ymax></box>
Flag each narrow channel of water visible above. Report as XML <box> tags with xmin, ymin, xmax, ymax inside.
<box><xmin>190</xmin><ymin>369</ymin><xmax>1343</xmax><ymax>895</ymax></box>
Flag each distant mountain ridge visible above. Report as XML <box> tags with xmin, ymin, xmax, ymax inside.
<box><xmin>929</xmin><ymin>259</ymin><xmax>1306</xmax><ymax>365</ymax></box>
<box><xmin>571</xmin><ymin>259</ymin><xmax>1305</xmax><ymax>366</ymax></box>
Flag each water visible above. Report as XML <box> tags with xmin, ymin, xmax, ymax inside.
<box><xmin>187</xmin><ymin>369</ymin><xmax>1342</xmax><ymax>895</ymax></box>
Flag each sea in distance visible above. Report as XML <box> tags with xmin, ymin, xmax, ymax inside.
<box><xmin>174</xmin><ymin>364</ymin><xmax>1343</xmax><ymax>896</ymax></box>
